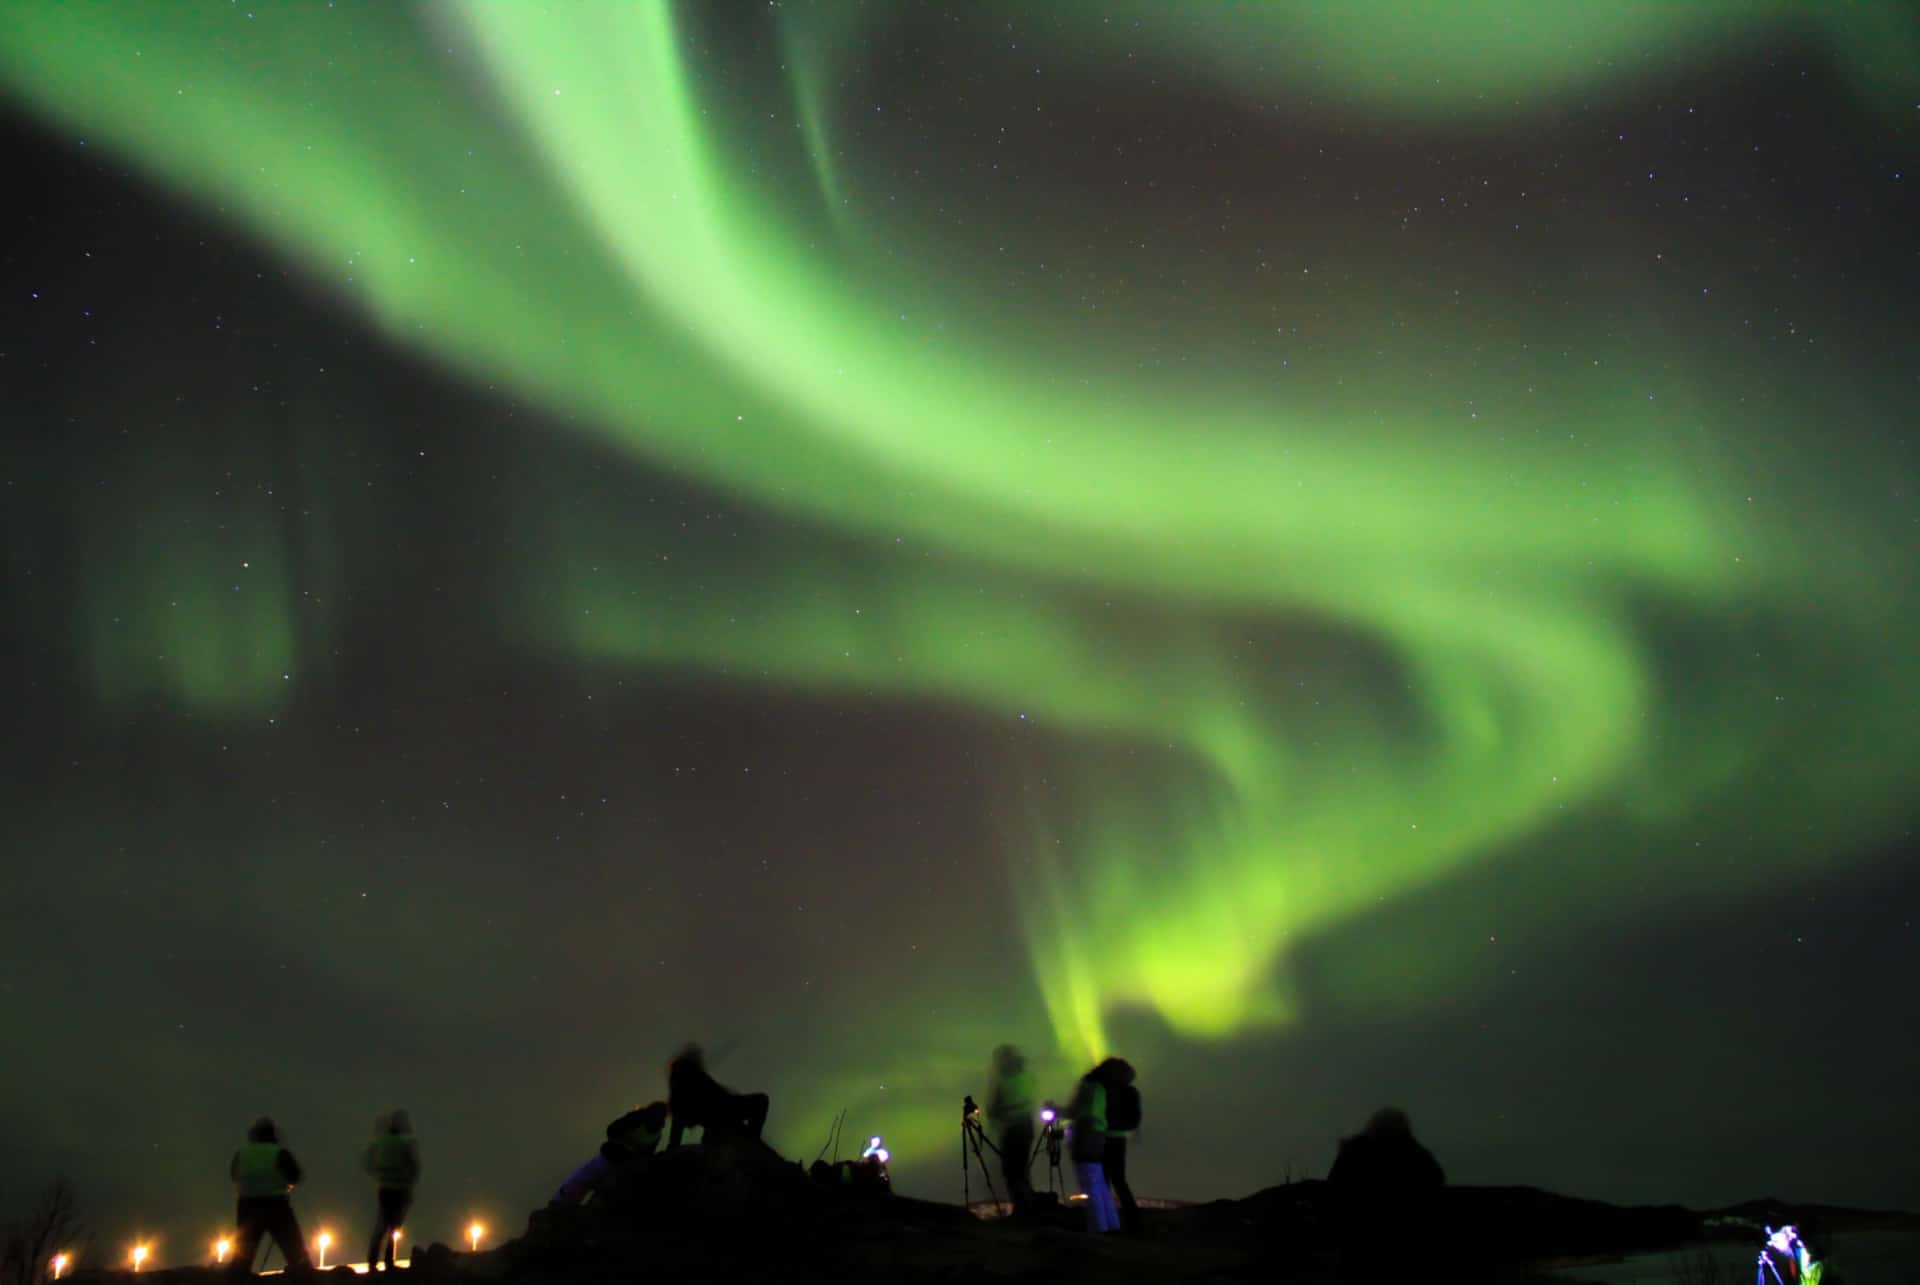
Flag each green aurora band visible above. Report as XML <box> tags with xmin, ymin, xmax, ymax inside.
<box><xmin>4</xmin><ymin>1</ymin><xmax>1916</xmax><ymax>1160</ymax></box>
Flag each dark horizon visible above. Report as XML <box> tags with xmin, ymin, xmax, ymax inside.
<box><xmin>2</xmin><ymin>2</ymin><xmax>1916</xmax><ymax>1267</ymax></box>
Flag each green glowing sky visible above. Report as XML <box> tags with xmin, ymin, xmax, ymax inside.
<box><xmin>1</xmin><ymin>0</ymin><xmax>1916</xmax><ymax>1251</ymax></box>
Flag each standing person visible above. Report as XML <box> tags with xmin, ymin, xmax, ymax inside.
<box><xmin>1099</xmin><ymin>1059</ymin><xmax>1143</xmax><ymax>1233</ymax></box>
<box><xmin>1326</xmin><ymin>1106</ymin><xmax>1445</xmax><ymax>1283</ymax></box>
<box><xmin>361</xmin><ymin>1109</ymin><xmax>420</xmax><ymax>1272</ymax></box>
<box><xmin>1067</xmin><ymin>1064</ymin><xmax>1120</xmax><ymax>1234</ymax></box>
<box><xmin>228</xmin><ymin>1117</ymin><xmax>312</xmax><ymax>1277</ymax></box>
<box><xmin>664</xmin><ymin>1043</ymin><xmax>770</xmax><ymax>1148</ymax></box>
<box><xmin>986</xmin><ymin>1045</ymin><xmax>1037</xmax><ymax>1216</ymax></box>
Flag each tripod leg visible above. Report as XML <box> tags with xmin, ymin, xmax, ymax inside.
<box><xmin>966</xmin><ymin>1129</ymin><xmax>1000</xmax><ymax>1211</ymax></box>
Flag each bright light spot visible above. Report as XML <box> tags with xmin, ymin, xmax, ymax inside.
<box><xmin>214</xmin><ymin>1237</ymin><xmax>233</xmax><ymax>1264</ymax></box>
<box><xmin>466</xmin><ymin>1222</ymin><xmax>485</xmax><ymax>1253</ymax></box>
<box><xmin>51</xmin><ymin>1253</ymin><xmax>71</xmax><ymax>1280</ymax></box>
<box><xmin>130</xmin><ymin>1244</ymin><xmax>150</xmax><ymax>1272</ymax></box>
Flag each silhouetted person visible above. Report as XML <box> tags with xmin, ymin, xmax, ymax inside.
<box><xmin>1067</xmin><ymin>1063</ymin><xmax>1119</xmax><ymax>1234</ymax></box>
<box><xmin>665</xmin><ymin>1043</ymin><xmax>769</xmax><ymax>1148</ymax></box>
<box><xmin>551</xmin><ymin>1152</ymin><xmax>611</xmax><ymax>1206</ymax></box>
<box><xmin>1099</xmin><ymin>1058</ymin><xmax>1142</xmax><ymax>1233</ymax></box>
<box><xmin>1326</xmin><ymin>1107</ymin><xmax>1445</xmax><ymax>1283</ymax></box>
<box><xmin>552</xmin><ymin>1102</ymin><xmax>668</xmax><ymax>1205</ymax></box>
<box><xmin>361</xmin><ymin>1108</ymin><xmax>419</xmax><ymax>1272</ymax></box>
<box><xmin>228</xmin><ymin>1116</ymin><xmax>311</xmax><ymax>1277</ymax></box>
<box><xmin>602</xmin><ymin>1101</ymin><xmax>669</xmax><ymax>1165</ymax></box>
<box><xmin>986</xmin><ymin>1045</ymin><xmax>1037</xmax><ymax>1215</ymax></box>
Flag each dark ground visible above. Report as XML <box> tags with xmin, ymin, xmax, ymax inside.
<box><xmin>57</xmin><ymin>1140</ymin><xmax>1919</xmax><ymax>1285</ymax></box>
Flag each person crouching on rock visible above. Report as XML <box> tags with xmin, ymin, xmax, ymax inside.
<box><xmin>361</xmin><ymin>1108</ymin><xmax>420</xmax><ymax>1272</ymax></box>
<box><xmin>665</xmin><ymin>1043</ymin><xmax>770</xmax><ymax>1148</ymax></box>
<box><xmin>602</xmin><ymin>1101</ymin><xmax>669</xmax><ymax>1166</ymax></box>
<box><xmin>228</xmin><ymin>1116</ymin><xmax>313</xmax><ymax>1276</ymax></box>
<box><xmin>550</xmin><ymin>1150</ymin><xmax>612</xmax><ymax>1206</ymax></box>
<box><xmin>1067</xmin><ymin>1064</ymin><xmax>1120</xmax><ymax>1234</ymax></box>
<box><xmin>550</xmin><ymin>1103</ymin><xmax>661</xmax><ymax>1206</ymax></box>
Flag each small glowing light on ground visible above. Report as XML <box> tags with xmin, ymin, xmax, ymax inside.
<box><xmin>130</xmin><ymin>1244</ymin><xmax>150</xmax><ymax>1272</ymax></box>
<box><xmin>346</xmin><ymin>1228</ymin><xmax>409</xmax><ymax>1275</ymax></box>
<box><xmin>467</xmin><ymin>1222</ymin><xmax>485</xmax><ymax>1253</ymax></box>
<box><xmin>214</xmin><ymin>1237</ymin><xmax>232</xmax><ymax>1265</ymax></box>
<box><xmin>51</xmin><ymin>1253</ymin><xmax>70</xmax><ymax>1280</ymax></box>
<box><xmin>315</xmin><ymin>1231</ymin><xmax>333</xmax><ymax>1269</ymax></box>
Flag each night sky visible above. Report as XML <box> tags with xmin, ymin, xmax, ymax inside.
<box><xmin>3</xmin><ymin>1</ymin><xmax>1918</xmax><ymax>1266</ymax></box>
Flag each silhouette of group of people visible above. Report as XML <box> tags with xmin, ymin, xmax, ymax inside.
<box><xmin>551</xmin><ymin>1042</ymin><xmax>770</xmax><ymax>1206</ymax></box>
<box><xmin>218</xmin><ymin>1041</ymin><xmax>1440</xmax><ymax>1283</ymax></box>
<box><xmin>223</xmin><ymin>1109</ymin><xmax>419</xmax><ymax>1278</ymax></box>
<box><xmin>223</xmin><ymin>1044</ymin><xmax>778</xmax><ymax>1280</ymax></box>
<box><xmin>984</xmin><ymin>1046</ymin><xmax>1143</xmax><ymax>1234</ymax></box>
<box><xmin>1067</xmin><ymin>1055</ymin><xmax>1142</xmax><ymax>1234</ymax></box>
<box><xmin>985</xmin><ymin>1043</ymin><xmax>1445</xmax><ymax>1278</ymax></box>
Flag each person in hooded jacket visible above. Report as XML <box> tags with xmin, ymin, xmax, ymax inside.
<box><xmin>1098</xmin><ymin>1059</ymin><xmax>1143</xmax><ymax>1233</ymax></box>
<box><xmin>228</xmin><ymin>1116</ymin><xmax>312</xmax><ymax>1276</ymax></box>
<box><xmin>665</xmin><ymin>1044</ymin><xmax>769</xmax><ymax>1148</ymax></box>
<box><xmin>361</xmin><ymin>1109</ymin><xmax>420</xmax><ymax>1272</ymax></box>
<box><xmin>1066</xmin><ymin>1063</ymin><xmax>1120</xmax><ymax>1234</ymax></box>
<box><xmin>1326</xmin><ymin>1106</ymin><xmax>1445</xmax><ymax>1283</ymax></box>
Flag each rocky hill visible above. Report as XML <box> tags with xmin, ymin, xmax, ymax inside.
<box><xmin>64</xmin><ymin>1138</ymin><xmax>1917</xmax><ymax>1285</ymax></box>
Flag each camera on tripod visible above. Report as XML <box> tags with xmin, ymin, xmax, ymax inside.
<box><xmin>960</xmin><ymin>1093</ymin><xmax>1002</xmax><ymax>1210</ymax></box>
<box><xmin>1030</xmin><ymin>1100</ymin><xmax>1065</xmax><ymax>1196</ymax></box>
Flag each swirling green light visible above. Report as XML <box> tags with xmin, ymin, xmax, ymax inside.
<box><xmin>2</xmin><ymin>0</ymin><xmax>1914</xmax><ymax>1113</ymax></box>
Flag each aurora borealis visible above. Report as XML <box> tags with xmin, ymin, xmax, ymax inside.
<box><xmin>2</xmin><ymin>0</ymin><xmax>1917</xmax><ymax>1257</ymax></box>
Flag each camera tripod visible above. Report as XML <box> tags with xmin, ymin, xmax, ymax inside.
<box><xmin>960</xmin><ymin>1096</ymin><xmax>1001</xmax><ymax>1210</ymax></box>
<box><xmin>1029</xmin><ymin>1104</ymin><xmax>1066</xmax><ymax>1198</ymax></box>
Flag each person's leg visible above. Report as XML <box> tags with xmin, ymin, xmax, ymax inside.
<box><xmin>368</xmin><ymin>1192</ymin><xmax>390</xmax><ymax>1271</ymax></box>
<box><xmin>231</xmin><ymin>1199</ymin><xmax>267</xmax><ymax>1279</ymax></box>
<box><xmin>999</xmin><ymin>1120</ymin><xmax>1035</xmax><ymax>1213</ymax></box>
<box><xmin>554</xmin><ymin>1153</ymin><xmax>611</xmax><ymax>1204</ymax></box>
<box><xmin>1074</xmin><ymin>1161</ymin><xmax>1109</xmax><ymax>1233</ymax></box>
<box><xmin>388</xmin><ymin>1191</ymin><xmax>412</xmax><ymax>1267</ymax></box>
<box><xmin>1106</xmin><ymin>1137</ymin><xmax>1140</xmax><ymax>1232</ymax></box>
<box><xmin>369</xmin><ymin>1189</ymin><xmax>409</xmax><ymax>1269</ymax></box>
<box><xmin>268</xmin><ymin>1198</ymin><xmax>312</xmax><ymax>1271</ymax></box>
